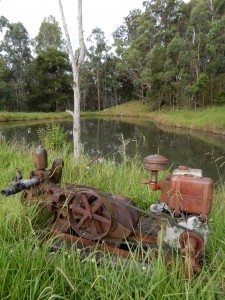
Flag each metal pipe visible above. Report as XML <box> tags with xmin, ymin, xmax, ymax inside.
<box><xmin>1</xmin><ymin>178</ymin><xmax>39</xmax><ymax>197</ymax></box>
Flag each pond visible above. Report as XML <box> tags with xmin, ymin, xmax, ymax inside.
<box><xmin>0</xmin><ymin>117</ymin><xmax>225</xmax><ymax>183</ymax></box>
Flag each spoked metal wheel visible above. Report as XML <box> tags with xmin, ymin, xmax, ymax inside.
<box><xmin>67</xmin><ymin>190</ymin><xmax>114</xmax><ymax>240</ymax></box>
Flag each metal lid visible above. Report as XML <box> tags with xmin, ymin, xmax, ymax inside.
<box><xmin>144</xmin><ymin>154</ymin><xmax>168</xmax><ymax>171</ymax></box>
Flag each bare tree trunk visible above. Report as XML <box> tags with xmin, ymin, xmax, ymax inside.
<box><xmin>209</xmin><ymin>0</ymin><xmax>214</xmax><ymax>21</ymax></box>
<box><xmin>58</xmin><ymin>0</ymin><xmax>85</xmax><ymax>158</ymax></box>
<box><xmin>210</xmin><ymin>72</ymin><xmax>213</xmax><ymax>103</ymax></box>
<box><xmin>192</xmin><ymin>27</ymin><xmax>196</xmax><ymax>45</ymax></box>
<box><xmin>96</xmin><ymin>69</ymin><xmax>101</xmax><ymax>111</ymax></box>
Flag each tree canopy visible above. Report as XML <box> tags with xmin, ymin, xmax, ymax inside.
<box><xmin>0</xmin><ymin>0</ymin><xmax>225</xmax><ymax>112</ymax></box>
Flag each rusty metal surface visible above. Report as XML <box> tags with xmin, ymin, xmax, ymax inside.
<box><xmin>144</xmin><ymin>154</ymin><xmax>168</xmax><ymax>171</ymax></box>
<box><xmin>68</xmin><ymin>190</ymin><xmax>113</xmax><ymax>240</ymax></box>
<box><xmin>179</xmin><ymin>231</ymin><xmax>204</xmax><ymax>279</ymax></box>
<box><xmin>169</xmin><ymin>174</ymin><xmax>213</xmax><ymax>217</ymax></box>
<box><xmin>1</xmin><ymin>146</ymin><xmax>215</xmax><ymax>279</ymax></box>
<box><xmin>144</xmin><ymin>155</ymin><xmax>168</xmax><ymax>191</ymax></box>
<box><xmin>108</xmin><ymin>194</ymin><xmax>139</xmax><ymax>239</ymax></box>
<box><xmin>33</xmin><ymin>145</ymin><xmax>48</xmax><ymax>170</ymax></box>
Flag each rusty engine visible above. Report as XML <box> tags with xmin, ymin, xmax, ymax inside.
<box><xmin>1</xmin><ymin>146</ymin><xmax>214</xmax><ymax>278</ymax></box>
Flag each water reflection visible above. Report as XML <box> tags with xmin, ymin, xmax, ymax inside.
<box><xmin>0</xmin><ymin>117</ymin><xmax>225</xmax><ymax>182</ymax></box>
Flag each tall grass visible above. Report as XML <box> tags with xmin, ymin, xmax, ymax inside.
<box><xmin>0</xmin><ymin>140</ymin><xmax>224</xmax><ymax>299</ymax></box>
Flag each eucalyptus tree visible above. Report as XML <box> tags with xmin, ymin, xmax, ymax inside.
<box><xmin>79</xmin><ymin>60</ymin><xmax>96</xmax><ymax>110</ymax></box>
<box><xmin>26</xmin><ymin>48</ymin><xmax>72</xmax><ymax>111</ymax></box>
<box><xmin>103</xmin><ymin>55</ymin><xmax>134</xmax><ymax>107</ymax></box>
<box><xmin>182</xmin><ymin>0</ymin><xmax>211</xmax><ymax>109</ymax></box>
<box><xmin>86</xmin><ymin>27</ymin><xmax>111</xmax><ymax>111</ymax></box>
<box><xmin>113</xmin><ymin>8</ymin><xmax>152</xmax><ymax>100</ymax></box>
<box><xmin>145</xmin><ymin>0</ymin><xmax>186</xmax><ymax>45</ymax></box>
<box><xmin>113</xmin><ymin>0</ymin><xmax>188</xmax><ymax>106</ymax></box>
<box><xmin>144</xmin><ymin>45</ymin><xmax>166</xmax><ymax>109</ymax></box>
<box><xmin>164</xmin><ymin>33</ymin><xmax>184</xmax><ymax>110</ymax></box>
<box><xmin>26</xmin><ymin>14</ymin><xmax>71</xmax><ymax>111</ymax></box>
<box><xmin>58</xmin><ymin>0</ymin><xmax>85</xmax><ymax>158</ymax></box>
<box><xmin>207</xmin><ymin>16</ymin><xmax>225</xmax><ymax>104</ymax></box>
<box><xmin>214</xmin><ymin>0</ymin><xmax>225</xmax><ymax>17</ymax></box>
<box><xmin>0</xmin><ymin>15</ymin><xmax>9</xmax><ymax>32</ymax></box>
<box><xmin>141</xmin><ymin>0</ymin><xmax>190</xmax><ymax>109</ymax></box>
<box><xmin>80</xmin><ymin>53</ymin><xmax>133</xmax><ymax>110</ymax></box>
<box><xmin>0</xmin><ymin>56</ymin><xmax>11</xmax><ymax>110</ymax></box>
<box><xmin>34</xmin><ymin>15</ymin><xmax>65</xmax><ymax>54</ymax></box>
<box><xmin>0</xmin><ymin>18</ymin><xmax>31</xmax><ymax>111</ymax></box>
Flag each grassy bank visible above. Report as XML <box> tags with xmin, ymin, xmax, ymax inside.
<box><xmin>0</xmin><ymin>101</ymin><xmax>225</xmax><ymax>134</ymax></box>
<box><xmin>0</xmin><ymin>111</ymin><xmax>70</xmax><ymax>122</ymax></box>
<box><xmin>1</xmin><ymin>102</ymin><xmax>225</xmax><ymax>135</ymax></box>
<box><xmin>0</xmin><ymin>141</ymin><xmax>224</xmax><ymax>299</ymax></box>
<box><xmin>96</xmin><ymin>101</ymin><xmax>225</xmax><ymax>134</ymax></box>
<box><xmin>150</xmin><ymin>107</ymin><xmax>225</xmax><ymax>134</ymax></box>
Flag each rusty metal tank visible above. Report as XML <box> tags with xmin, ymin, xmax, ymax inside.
<box><xmin>168</xmin><ymin>169</ymin><xmax>213</xmax><ymax>221</ymax></box>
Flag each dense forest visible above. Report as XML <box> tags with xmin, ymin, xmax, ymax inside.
<box><xmin>0</xmin><ymin>0</ymin><xmax>225</xmax><ymax>112</ymax></box>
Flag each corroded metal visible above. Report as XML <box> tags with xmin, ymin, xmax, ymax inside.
<box><xmin>33</xmin><ymin>145</ymin><xmax>48</xmax><ymax>170</ymax></box>
<box><xmin>143</xmin><ymin>154</ymin><xmax>168</xmax><ymax>191</ymax></box>
<box><xmin>179</xmin><ymin>231</ymin><xmax>204</xmax><ymax>279</ymax></box>
<box><xmin>144</xmin><ymin>154</ymin><xmax>168</xmax><ymax>171</ymax></box>
<box><xmin>1</xmin><ymin>146</ymin><xmax>214</xmax><ymax>279</ymax></box>
<box><xmin>68</xmin><ymin>190</ymin><xmax>113</xmax><ymax>240</ymax></box>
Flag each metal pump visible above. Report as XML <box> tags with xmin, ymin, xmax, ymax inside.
<box><xmin>1</xmin><ymin>148</ymin><xmax>215</xmax><ymax>279</ymax></box>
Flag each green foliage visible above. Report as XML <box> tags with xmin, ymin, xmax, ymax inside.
<box><xmin>1</xmin><ymin>0</ymin><xmax>225</xmax><ymax>112</ymax></box>
<box><xmin>27</xmin><ymin>48</ymin><xmax>73</xmax><ymax>112</ymax></box>
<box><xmin>110</xmin><ymin>0</ymin><xmax>225</xmax><ymax>110</ymax></box>
<box><xmin>83</xmin><ymin>27</ymin><xmax>114</xmax><ymax>111</ymax></box>
<box><xmin>0</xmin><ymin>19</ymin><xmax>31</xmax><ymax>111</ymax></box>
<box><xmin>0</xmin><ymin>16</ymin><xmax>71</xmax><ymax>112</ymax></box>
<box><xmin>37</xmin><ymin>123</ymin><xmax>69</xmax><ymax>152</ymax></box>
<box><xmin>34</xmin><ymin>15</ymin><xmax>65</xmax><ymax>54</ymax></box>
<box><xmin>0</xmin><ymin>57</ymin><xmax>11</xmax><ymax>109</ymax></box>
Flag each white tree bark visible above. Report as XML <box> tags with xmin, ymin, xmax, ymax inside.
<box><xmin>58</xmin><ymin>0</ymin><xmax>85</xmax><ymax>158</ymax></box>
<box><xmin>209</xmin><ymin>0</ymin><xmax>214</xmax><ymax>21</ymax></box>
<box><xmin>192</xmin><ymin>27</ymin><xmax>195</xmax><ymax>45</ymax></box>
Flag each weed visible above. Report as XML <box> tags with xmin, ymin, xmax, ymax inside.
<box><xmin>37</xmin><ymin>123</ymin><xmax>71</xmax><ymax>153</ymax></box>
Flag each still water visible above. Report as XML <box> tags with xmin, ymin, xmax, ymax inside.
<box><xmin>1</xmin><ymin>117</ymin><xmax>225</xmax><ymax>182</ymax></box>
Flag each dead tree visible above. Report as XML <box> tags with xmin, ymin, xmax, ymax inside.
<box><xmin>58</xmin><ymin>0</ymin><xmax>85</xmax><ymax>158</ymax></box>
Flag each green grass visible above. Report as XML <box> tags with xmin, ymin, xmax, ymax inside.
<box><xmin>0</xmin><ymin>111</ymin><xmax>71</xmax><ymax>122</ymax></box>
<box><xmin>150</xmin><ymin>107</ymin><xmax>225</xmax><ymax>133</ymax></box>
<box><xmin>1</xmin><ymin>102</ymin><xmax>225</xmax><ymax>134</ymax></box>
<box><xmin>83</xmin><ymin>101</ymin><xmax>225</xmax><ymax>134</ymax></box>
<box><xmin>83</xmin><ymin>100</ymin><xmax>151</xmax><ymax>117</ymax></box>
<box><xmin>0</xmin><ymin>141</ymin><xmax>224</xmax><ymax>299</ymax></box>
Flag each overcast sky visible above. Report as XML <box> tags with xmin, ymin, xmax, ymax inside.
<box><xmin>0</xmin><ymin>0</ymin><xmax>146</xmax><ymax>48</ymax></box>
